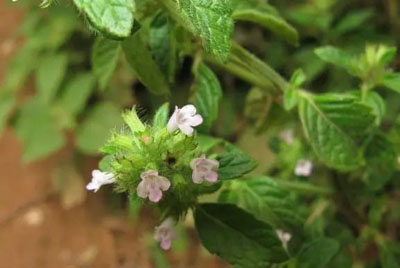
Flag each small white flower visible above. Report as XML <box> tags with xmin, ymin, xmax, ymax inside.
<box><xmin>86</xmin><ymin>170</ymin><xmax>115</xmax><ymax>192</ymax></box>
<box><xmin>276</xmin><ymin>229</ymin><xmax>291</xmax><ymax>250</ymax></box>
<box><xmin>137</xmin><ymin>170</ymin><xmax>171</xmax><ymax>202</ymax></box>
<box><xmin>167</xmin><ymin>104</ymin><xmax>203</xmax><ymax>136</ymax></box>
<box><xmin>154</xmin><ymin>217</ymin><xmax>178</xmax><ymax>250</ymax></box>
<box><xmin>279</xmin><ymin>129</ymin><xmax>294</xmax><ymax>145</ymax></box>
<box><xmin>190</xmin><ymin>155</ymin><xmax>219</xmax><ymax>184</ymax></box>
<box><xmin>295</xmin><ymin>159</ymin><xmax>313</xmax><ymax>177</ymax></box>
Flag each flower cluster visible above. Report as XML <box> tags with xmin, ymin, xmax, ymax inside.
<box><xmin>86</xmin><ymin>104</ymin><xmax>219</xmax><ymax>250</ymax></box>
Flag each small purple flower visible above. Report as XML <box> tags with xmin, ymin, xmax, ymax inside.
<box><xmin>295</xmin><ymin>159</ymin><xmax>313</xmax><ymax>177</ymax></box>
<box><xmin>86</xmin><ymin>170</ymin><xmax>115</xmax><ymax>192</ymax></box>
<box><xmin>137</xmin><ymin>170</ymin><xmax>171</xmax><ymax>202</ymax></box>
<box><xmin>167</xmin><ymin>104</ymin><xmax>203</xmax><ymax>136</ymax></box>
<box><xmin>154</xmin><ymin>217</ymin><xmax>178</xmax><ymax>250</ymax></box>
<box><xmin>190</xmin><ymin>155</ymin><xmax>219</xmax><ymax>184</ymax></box>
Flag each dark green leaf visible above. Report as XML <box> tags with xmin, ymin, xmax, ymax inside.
<box><xmin>194</xmin><ymin>203</ymin><xmax>289</xmax><ymax>267</ymax></box>
<box><xmin>217</xmin><ymin>147</ymin><xmax>258</xmax><ymax>180</ymax></box>
<box><xmin>381</xmin><ymin>73</ymin><xmax>400</xmax><ymax>94</ymax></box>
<box><xmin>190</xmin><ymin>63</ymin><xmax>222</xmax><ymax>132</ymax></box>
<box><xmin>73</xmin><ymin>0</ymin><xmax>135</xmax><ymax>38</ymax></box>
<box><xmin>92</xmin><ymin>37</ymin><xmax>121</xmax><ymax>90</ymax></box>
<box><xmin>334</xmin><ymin>9</ymin><xmax>374</xmax><ymax>35</ymax></box>
<box><xmin>298</xmin><ymin>238</ymin><xmax>340</xmax><ymax>268</ymax></box>
<box><xmin>122</xmin><ymin>33</ymin><xmax>170</xmax><ymax>95</ymax></box>
<box><xmin>298</xmin><ymin>93</ymin><xmax>375</xmax><ymax>171</ymax></box>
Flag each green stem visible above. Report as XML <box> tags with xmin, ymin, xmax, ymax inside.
<box><xmin>276</xmin><ymin>180</ymin><xmax>334</xmax><ymax>195</ymax></box>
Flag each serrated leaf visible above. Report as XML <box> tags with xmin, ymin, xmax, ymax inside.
<box><xmin>298</xmin><ymin>93</ymin><xmax>375</xmax><ymax>171</ymax></box>
<box><xmin>381</xmin><ymin>73</ymin><xmax>400</xmax><ymax>94</ymax></box>
<box><xmin>15</xmin><ymin>98</ymin><xmax>65</xmax><ymax>162</ymax></box>
<box><xmin>73</xmin><ymin>0</ymin><xmax>135</xmax><ymax>38</ymax></box>
<box><xmin>176</xmin><ymin>0</ymin><xmax>234</xmax><ymax>61</ymax></box>
<box><xmin>233</xmin><ymin>9</ymin><xmax>298</xmax><ymax>45</ymax></box>
<box><xmin>223</xmin><ymin>176</ymin><xmax>303</xmax><ymax>229</ymax></box>
<box><xmin>92</xmin><ymin>37</ymin><xmax>121</xmax><ymax>90</ymax></box>
<box><xmin>153</xmin><ymin>103</ymin><xmax>169</xmax><ymax>130</ymax></box>
<box><xmin>217</xmin><ymin>146</ymin><xmax>258</xmax><ymax>180</ymax></box>
<box><xmin>194</xmin><ymin>203</ymin><xmax>289</xmax><ymax>267</ymax></box>
<box><xmin>298</xmin><ymin>238</ymin><xmax>340</xmax><ymax>268</ymax></box>
<box><xmin>36</xmin><ymin>53</ymin><xmax>68</xmax><ymax>104</ymax></box>
<box><xmin>122</xmin><ymin>33</ymin><xmax>170</xmax><ymax>95</ymax></box>
<box><xmin>76</xmin><ymin>102</ymin><xmax>123</xmax><ymax>154</ymax></box>
<box><xmin>314</xmin><ymin>46</ymin><xmax>359</xmax><ymax>76</ymax></box>
<box><xmin>364</xmin><ymin>133</ymin><xmax>396</xmax><ymax>191</ymax></box>
<box><xmin>149</xmin><ymin>12</ymin><xmax>177</xmax><ymax>82</ymax></box>
<box><xmin>190</xmin><ymin>63</ymin><xmax>222</xmax><ymax>132</ymax></box>
<box><xmin>58</xmin><ymin>73</ymin><xmax>96</xmax><ymax>116</ymax></box>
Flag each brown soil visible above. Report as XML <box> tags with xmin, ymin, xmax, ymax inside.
<box><xmin>0</xmin><ymin>2</ymin><xmax>228</xmax><ymax>268</ymax></box>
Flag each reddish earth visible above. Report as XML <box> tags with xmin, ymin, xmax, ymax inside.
<box><xmin>0</xmin><ymin>2</ymin><xmax>228</xmax><ymax>267</ymax></box>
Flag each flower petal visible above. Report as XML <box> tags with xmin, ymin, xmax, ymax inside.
<box><xmin>160</xmin><ymin>239</ymin><xmax>172</xmax><ymax>250</ymax></box>
<box><xmin>136</xmin><ymin>180</ymin><xmax>148</xmax><ymax>198</ymax></box>
<box><xmin>179</xmin><ymin>124</ymin><xmax>194</xmax><ymax>136</ymax></box>
<box><xmin>192</xmin><ymin>171</ymin><xmax>204</xmax><ymax>184</ymax></box>
<box><xmin>180</xmin><ymin>104</ymin><xmax>196</xmax><ymax>116</ymax></box>
<box><xmin>149</xmin><ymin>189</ymin><xmax>163</xmax><ymax>202</ymax></box>
<box><xmin>190</xmin><ymin>114</ymin><xmax>203</xmax><ymax>127</ymax></box>
<box><xmin>206</xmin><ymin>171</ymin><xmax>218</xmax><ymax>183</ymax></box>
<box><xmin>167</xmin><ymin>107</ymin><xmax>179</xmax><ymax>133</ymax></box>
<box><xmin>157</xmin><ymin>176</ymin><xmax>171</xmax><ymax>191</ymax></box>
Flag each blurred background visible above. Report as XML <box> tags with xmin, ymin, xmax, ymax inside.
<box><xmin>0</xmin><ymin>0</ymin><xmax>399</xmax><ymax>267</ymax></box>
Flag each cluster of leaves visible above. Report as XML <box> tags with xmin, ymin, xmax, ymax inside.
<box><xmin>3</xmin><ymin>0</ymin><xmax>400</xmax><ymax>267</ymax></box>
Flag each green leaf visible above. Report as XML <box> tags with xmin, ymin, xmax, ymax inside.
<box><xmin>298</xmin><ymin>238</ymin><xmax>340</xmax><ymax>268</ymax></box>
<box><xmin>194</xmin><ymin>203</ymin><xmax>289</xmax><ymax>267</ymax></box>
<box><xmin>122</xmin><ymin>107</ymin><xmax>145</xmax><ymax>133</ymax></box>
<box><xmin>0</xmin><ymin>93</ymin><xmax>15</xmax><ymax>134</ymax></box>
<box><xmin>364</xmin><ymin>133</ymin><xmax>396</xmax><ymax>191</ymax></box>
<box><xmin>334</xmin><ymin>9</ymin><xmax>374</xmax><ymax>35</ymax></box>
<box><xmin>76</xmin><ymin>102</ymin><xmax>123</xmax><ymax>154</ymax></box>
<box><xmin>222</xmin><ymin>176</ymin><xmax>303</xmax><ymax>229</ymax></box>
<box><xmin>153</xmin><ymin>103</ymin><xmax>170</xmax><ymax>130</ymax></box>
<box><xmin>15</xmin><ymin>98</ymin><xmax>65</xmax><ymax>162</ymax></box>
<box><xmin>196</xmin><ymin>135</ymin><xmax>223</xmax><ymax>152</ymax></box>
<box><xmin>122</xmin><ymin>33</ymin><xmax>170</xmax><ymax>95</ymax></box>
<box><xmin>35</xmin><ymin>53</ymin><xmax>68</xmax><ymax>104</ymax></box>
<box><xmin>233</xmin><ymin>9</ymin><xmax>298</xmax><ymax>45</ymax></box>
<box><xmin>364</xmin><ymin>91</ymin><xmax>385</xmax><ymax>126</ymax></box>
<box><xmin>91</xmin><ymin>37</ymin><xmax>121</xmax><ymax>90</ymax></box>
<box><xmin>73</xmin><ymin>0</ymin><xmax>135</xmax><ymax>38</ymax></box>
<box><xmin>217</xmin><ymin>146</ymin><xmax>258</xmax><ymax>180</ymax></box>
<box><xmin>149</xmin><ymin>12</ymin><xmax>177</xmax><ymax>82</ymax></box>
<box><xmin>314</xmin><ymin>46</ymin><xmax>359</xmax><ymax>76</ymax></box>
<box><xmin>298</xmin><ymin>93</ymin><xmax>375</xmax><ymax>171</ymax></box>
<box><xmin>284</xmin><ymin>69</ymin><xmax>305</xmax><ymax>111</ymax></box>
<box><xmin>381</xmin><ymin>73</ymin><xmax>400</xmax><ymax>94</ymax></box>
<box><xmin>58</xmin><ymin>73</ymin><xmax>96</xmax><ymax>117</ymax></box>
<box><xmin>190</xmin><ymin>63</ymin><xmax>222</xmax><ymax>132</ymax></box>
<box><xmin>380</xmin><ymin>242</ymin><xmax>400</xmax><ymax>268</ymax></box>
<box><xmin>176</xmin><ymin>0</ymin><xmax>234</xmax><ymax>61</ymax></box>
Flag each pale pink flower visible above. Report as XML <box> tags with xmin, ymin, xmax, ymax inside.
<box><xmin>190</xmin><ymin>155</ymin><xmax>219</xmax><ymax>184</ymax></box>
<box><xmin>137</xmin><ymin>170</ymin><xmax>171</xmax><ymax>202</ymax></box>
<box><xmin>295</xmin><ymin>159</ymin><xmax>313</xmax><ymax>177</ymax></box>
<box><xmin>154</xmin><ymin>217</ymin><xmax>178</xmax><ymax>250</ymax></box>
<box><xmin>276</xmin><ymin>229</ymin><xmax>291</xmax><ymax>250</ymax></box>
<box><xmin>86</xmin><ymin>170</ymin><xmax>115</xmax><ymax>192</ymax></box>
<box><xmin>167</xmin><ymin>104</ymin><xmax>203</xmax><ymax>136</ymax></box>
<box><xmin>279</xmin><ymin>129</ymin><xmax>294</xmax><ymax>145</ymax></box>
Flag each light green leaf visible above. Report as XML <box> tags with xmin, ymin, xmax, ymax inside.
<box><xmin>76</xmin><ymin>102</ymin><xmax>123</xmax><ymax>154</ymax></box>
<box><xmin>92</xmin><ymin>37</ymin><xmax>121</xmax><ymax>90</ymax></box>
<box><xmin>176</xmin><ymin>0</ymin><xmax>234</xmax><ymax>62</ymax></box>
<box><xmin>196</xmin><ymin>134</ymin><xmax>223</xmax><ymax>152</ymax></box>
<box><xmin>194</xmin><ymin>203</ymin><xmax>289</xmax><ymax>267</ymax></box>
<box><xmin>149</xmin><ymin>12</ymin><xmax>177</xmax><ymax>82</ymax></box>
<box><xmin>73</xmin><ymin>0</ymin><xmax>135</xmax><ymax>38</ymax></box>
<box><xmin>233</xmin><ymin>9</ymin><xmax>298</xmax><ymax>45</ymax></box>
<box><xmin>298</xmin><ymin>238</ymin><xmax>340</xmax><ymax>268</ymax></box>
<box><xmin>217</xmin><ymin>146</ymin><xmax>257</xmax><ymax>180</ymax></box>
<box><xmin>222</xmin><ymin>176</ymin><xmax>303</xmax><ymax>229</ymax></box>
<box><xmin>122</xmin><ymin>33</ymin><xmax>170</xmax><ymax>95</ymax></box>
<box><xmin>190</xmin><ymin>63</ymin><xmax>222</xmax><ymax>132</ymax></box>
<box><xmin>364</xmin><ymin>91</ymin><xmax>386</xmax><ymax>126</ymax></box>
<box><xmin>15</xmin><ymin>98</ymin><xmax>65</xmax><ymax>162</ymax></box>
<box><xmin>381</xmin><ymin>73</ymin><xmax>400</xmax><ymax>94</ymax></box>
<box><xmin>298</xmin><ymin>93</ymin><xmax>375</xmax><ymax>171</ymax></box>
<box><xmin>58</xmin><ymin>73</ymin><xmax>96</xmax><ymax>117</ymax></box>
<box><xmin>36</xmin><ymin>53</ymin><xmax>68</xmax><ymax>104</ymax></box>
<box><xmin>284</xmin><ymin>69</ymin><xmax>305</xmax><ymax>111</ymax></box>
<box><xmin>314</xmin><ymin>46</ymin><xmax>359</xmax><ymax>76</ymax></box>
<box><xmin>153</xmin><ymin>103</ymin><xmax>170</xmax><ymax>130</ymax></box>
